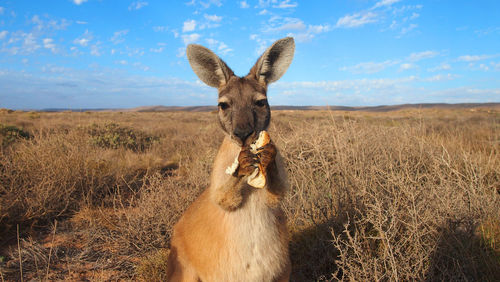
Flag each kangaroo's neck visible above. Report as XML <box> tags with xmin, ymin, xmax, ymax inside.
<box><xmin>209</xmin><ymin>135</ymin><xmax>242</xmax><ymax>190</ymax></box>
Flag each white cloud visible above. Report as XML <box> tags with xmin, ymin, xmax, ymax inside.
<box><xmin>336</xmin><ymin>12</ymin><xmax>378</xmax><ymax>28</ymax></box>
<box><xmin>216</xmin><ymin>42</ymin><xmax>232</xmax><ymax>55</ymax></box>
<box><xmin>409</xmin><ymin>12</ymin><xmax>420</xmax><ymax>20</ymax></box>
<box><xmin>187</xmin><ymin>0</ymin><xmax>222</xmax><ymax>9</ymax></box>
<box><xmin>273</xmin><ymin>0</ymin><xmax>298</xmax><ymax>9</ymax></box>
<box><xmin>422</xmin><ymin>73</ymin><xmax>458</xmax><ymax>82</ymax></box>
<box><xmin>73</xmin><ymin>30</ymin><xmax>92</xmax><ymax>47</ymax></box>
<box><xmin>266</xmin><ymin>18</ymin><xmax>306</xmax><ymax>32</ymax></box>
<box><xmin>0</xmin><ymin>7</ymin><xmax>4</xmax><ymax>14</ymax></box>
<box><xmin>3</xmin><ymin>32</ymin><xmax>41</xmax><ymax>54</ymax></box>
<box><xmin>240</xmin><ymin>1</ymin><xmax>250</xmax><ymax>8</ymax></box>
<box><xmin>150</xmin><ymin>46</ymin><xmax>165</xmax><ymax>53</ymax></box>
<box><xmin>479</xmin><ymin>64</ymin><xmax>489</xmax><ymax>71</ymax></box>
<box><xmin>31</xmin><ymin>15</ymin><xmax>43</xmax><ymax>26</ymax></box>
<box><xmin>206</xmin><ymin>38</ymin><xmax>232</xmax><ymax>55</ymax></box>
<box><xmin>457</xmin><ymin>54</ymin><xmax>497</xmax><ymax>62</ymax></box>
<box><xmin>128</xmin><ymin>1</ymin><xmax>148</xmax><ymax>11</ymax></box>
<box><xmin>338</xmin><ymin>51</ymin><xmax>439</xmax><ymax>74</ymax></box>
<box><xmin>400</xmin><ymin>23</ymin><xmax>418</xmax><ymax>35</ymax></box>
<box><xmin>257</xmin><ymin>0</ymin><xmax>273</xmax><ymax>8</ymax></box>
<box><xmin>335</xmin><ymin>0</ymin><xmax>418</xmax><ymax>32</ymax></box>
<box><xmin>249</xmin><ymin>33</ymin><xmax>272</xmax><ymax>55</ymax></box>
<box><xmin>474</xmin><ymin>27</ymin><xmax>500</xmax><ymax>37</ymax></box>
<box><xmin>408</xmin><ymin>50</ymin><xmax>439</xmax><ymax>61</ymax></box>
<box><xmin>31</xmin><ymin>15</ymin><xmax>70</xmax><ymax>31</ymax></box>
<box><xmin>126</xmin><ymin>47</ymin><xmax>145</xmax><ymax>57</ymax></box>
<box><xmin>76</xmin><ymin>21</ymin><xmax>88</xmax><ymax>25</ymax></box>
<box><xmin>132</xmin><ymin>62</ymin><xmax>150</xmax><ymax>72</ymax></box>
<box><xmin>491</xmin><ymin>62</ymin><xmax>500</xmax><ymax>71</ymax></box>
<box><xmin>373</xmin><ymin>0</ymin><xmax>401</xmax><ymax>9</ymax></box>
<box><xmin>392</xmin><ymin>4</ymin><xmax>423</xmax><ymax>15</ymax></box>
<box><xmin>73</xmin><ymin>0</ymin><xmax>88</xmax><ymax>5</ymax></box>
<box><xmin>205</xmin><ymin>38</ymin><xmax>218</xmax><ymax>47</ymax></box>
<box><xmin>204</xmin><ymin>14</ymin><xmax>222</xmax><ymax>22</ymax></box>
<box><xmin>41</xmin><ymin>65</ymin><xmax>70</xmax><ymax>74</ymax></box>
<box><xmin>428</xmin><ymin>63</ymin><xmax>451</xmax><ymax>72</ymax></box>
<box><xmin>22</xmin><ymin>33</ymin><xmax>40</xmax><ymax>53</ymax></box>
<box><xmin>116</xmin><ymin>60</ymin><xmax>128</xmax><ymax>65</ymax></box>
<box><xmin>0</xmin><ymin>31</ymin><xmax>40</xmax><ymax>55</ymax></box>
<box><xmin>288</xmin><ymin>24</ymin><xmax>332</xmax><ymax>42</ymax></box>
<box><xmin>183</xmin><ymin>20</ymin><xmax>196</xmax><ymax>32</ymax></box>
<box><xmin>308</xmin><ymin>24</ymin><xmax>331</xmax><ymax>34</ymax></box>
<box><xmin>340</xmin><ymin>60</ymin><xmax>398</xmax><ymax>74</ymax></box>
<box><xmin>399</xmin><ymin>63</ymin><xmax>414</xmax><ymax>71</ymax></box>
<box><xmin>389</xmin><ymin>20</ymin><xmax>397</xmax><ymax>29</ymax></box>
<box><xmin>177</xmin><ymin>47</ymin><xmax>186</xmax><ymax>58</ymax></box>
<box><xmin>110</xmin><ymin>29</ymin><xmax>129</xmax><ymax>44</ymax></box>
<box><xmin>90</xmin><ymin>44</ymin><xmax>101</xmax><ymax>56</ymax></box>
<box><xmin>0</xmin><ymin>31</ymin><xmax>8</xmax><ymax>40</ymax></box>
<box><xmin>153</xmin><ymin>26</ymin><xmax>168</xmax><ymax>32</ymax></box>
<box><xmin>182</xmin><ymin>33</ymin><xmax>200</xmax><ymax>45</ymax></box>
<box><xmin>43</xmin><ymin>38</ymin><xmax>57</xmax><ymax>53</ymax></box>
<box><xmin>258</xmin><ymin>9</ymin><xmax>269</xmax><ymax>15</ymax></box>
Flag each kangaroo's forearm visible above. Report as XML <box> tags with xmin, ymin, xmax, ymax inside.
<box><xmin>265</xmin><ymin>161</ymin><xmax>287</xmax><ymax>207</ymax></box>
<box><xmin>212</xmin><ymin>175</ymin><xmax>247</xmax><ymax>211</ymax></box>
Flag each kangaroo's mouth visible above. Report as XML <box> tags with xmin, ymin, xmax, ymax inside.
<box><xmin>230</xmin><ymin>134</ymin><xmax>244</xmax><ymax>146</ymax></box>
<box><xmin>230</xmin><ymin>131</ymin><xmax>258</xmax><ymax>147</ymax></box>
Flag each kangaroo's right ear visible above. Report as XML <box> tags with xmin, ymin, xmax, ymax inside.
<box><xmin>250</xmin><ymin>37</ymin><xmax>295</xmax><ymax>87</ymax></box>
<box><xmin>186</xmin><ymin>44</ymin><xmax>234</xmax><ymax>88</ymax></box>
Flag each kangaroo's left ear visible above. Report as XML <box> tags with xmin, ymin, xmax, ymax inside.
<box><xmin>186</xmin><ymin>44</ymin><xmax>234</xmax><ymax>88</ymax></box>
<box><xmin>248</xmin><ymin>37</ymin><xmax>295</xmax><ymax>87</ymax></box>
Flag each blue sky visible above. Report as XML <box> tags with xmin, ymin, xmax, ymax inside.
<box><xmin>0</xmin><ymin>0</ymin><xmax>499</xmax><ymax>109</ymax></box>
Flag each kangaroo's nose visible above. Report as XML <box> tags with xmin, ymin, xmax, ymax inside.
<box><xmin>233</xmin><ymin>127</ymin><xmax>253</xmax><ymax>143</ymax></box>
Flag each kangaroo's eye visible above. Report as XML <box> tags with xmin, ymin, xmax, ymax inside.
<box><xmin>255</xmin><ymin>99</ymin><xmax>267</xmax><ymax>107</ymax></box>
<box><xmin>218</xmin><ymin>102</ymin><xmax>229</xmax><ymax>110</ymax></box>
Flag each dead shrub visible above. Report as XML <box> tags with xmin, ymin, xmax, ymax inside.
<box><xmin>86</xmin><ymin>122</ymin><xmax>159</xmax><ymax>151</ymax></box>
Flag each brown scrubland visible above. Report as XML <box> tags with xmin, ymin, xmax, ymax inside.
<box><xmin>0</xmin><ymin>106</ymin><xmax>499</xmax><ymax>281</ymax></box>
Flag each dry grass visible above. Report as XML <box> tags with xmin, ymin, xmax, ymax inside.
<box><xmin>0</xmin><ymin>107</ymin><xmax>499</xmax><ymax>281</ymax></box>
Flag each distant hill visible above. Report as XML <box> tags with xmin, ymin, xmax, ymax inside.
<box><xmin>128</xmin><ymin>105</ymin><xmax>218</xmax><ymax>112</ymax></box>
<box><xmin>126</xmin><ymin>103</ymin><xmax>500</xmax><ymax>112</ymax></box>
<box><xmin>39</xmin><ymin>103</ymin><xmax>499</xmax><ymax>113</ymax></box>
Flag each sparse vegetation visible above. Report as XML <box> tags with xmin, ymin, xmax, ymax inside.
<box><xmin>0</xmin><ymin>124</ymin><xmax>30</xmax><ymax>148</ymax></box>
<box><xmin>0</xmin><ymin>107</ymin><xmax>499</xmax><ymax>281</ymax></box>
<box><xmin>86</xmin><ymin>122</ymin><xmax>159</xmax><ymax>151</ymax></box>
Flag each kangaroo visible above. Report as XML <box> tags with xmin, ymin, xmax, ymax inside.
<box><xmin>166</xmin><ymin>37</ymin><xmax>295</xmax><ymax>282</ymax></box>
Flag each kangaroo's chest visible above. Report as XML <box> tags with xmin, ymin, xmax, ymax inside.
<box><xmin>207</xmin><ymin>192</ymin><xmax>287</xmax><ymax>282</ymax></box>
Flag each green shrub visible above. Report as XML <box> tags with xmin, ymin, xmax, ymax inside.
<box><xmin>0</xmin><ymin>124</ymin><xmax>31</xmax><ymax>147</ymax></box>
<box><xmin>136</xmin><ymin>249</ymin><xmax>171</xmax><ymax>281</ymax></box>
<box><xmin>86</xmin><ymin>123</ymin><xmax>158</xmax><ymax>151</ymax></box>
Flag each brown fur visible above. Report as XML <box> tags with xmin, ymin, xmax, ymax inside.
<box><xmin>167</xmin><ymin>37</ymin><xmax>294</xmax><ymax>281</ymax></box>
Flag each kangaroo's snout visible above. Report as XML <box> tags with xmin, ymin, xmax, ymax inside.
<box><xmin>233</xmin><ymin>127</ymin><xmax>254</xmax><ymax>143</ymax></box>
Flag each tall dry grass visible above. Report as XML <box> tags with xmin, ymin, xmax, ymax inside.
<box><xmin>0</xmin><ymin>108</ymin><xmax>499</xmax><ymax>281</ymax></box>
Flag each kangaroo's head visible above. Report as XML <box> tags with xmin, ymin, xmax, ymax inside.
<box><xmin>186</xmin><ymin>37</ymin><xmax>295</xmax><ymax>145</ymax></box>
